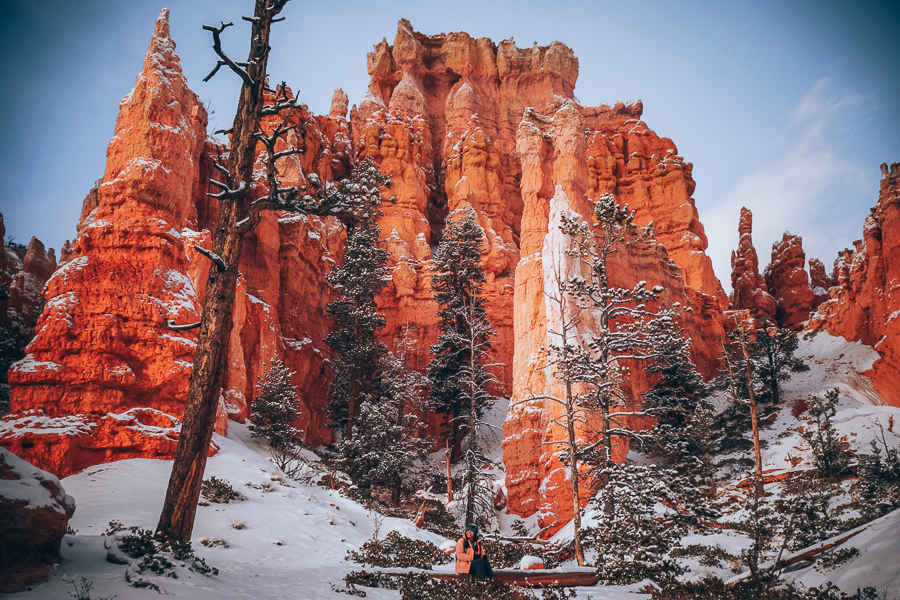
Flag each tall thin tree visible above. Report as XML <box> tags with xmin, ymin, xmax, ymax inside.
<box><xmin>157</xmin><ymin>0</ymin><xmax>385</xmax><ymax>540</ymax></box>
<box><xmin>427</xmin><ymin>207</ymin><xmax>498</xmax><ymax>526</ymax></box>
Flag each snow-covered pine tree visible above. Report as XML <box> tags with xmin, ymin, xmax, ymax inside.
<box><xmin>803</xmin><ymin>388</ymin><xmax>851</xmax><ymax>478</ymax></box>
<box><xmin>755</xmin><ymin>326</ymin><xmax>809</xmax><ymax>405</ymax></box>
<box><xmin>249</xmin><ymin>358</ymin><xmax>303</xmax><ymax>450</ymax></box>
<box><xmin>581</xmin><ymin>462</ymin><xmax>686</xmax><ymax>586</ymax></box>
<box><xmin>642</xmin><ymin>325</ymin><xmax>718</xmax><ymax>507</ymax></box>
<box><xmin>427</xmin><ymin>206</ymin><xmax>498</xmax><ymax>526</ymax></box>
<box><xmin>340</xmin><ymin>329</ymin><xmax>431</xmax><ymax>504</ymax></box>
<box><xmin>556</xmin><ymin>193</ymin><xmax>681</xmax><ymax>512</ymax></box>
<box><xmin>324</xmin><ymin>175</ymin><xmax>390</xmax><ymax>442</ymax></box>
<box><xmin>853</xmin><ymin>423</ymin><xmax>900</xmax><ymax>520</ymax></box>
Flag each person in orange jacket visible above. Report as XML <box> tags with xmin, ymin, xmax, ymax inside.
<box><xmin>454</xmin><ymin>524</ymin><xmax>493</xmax><ymax>578</ymax></box>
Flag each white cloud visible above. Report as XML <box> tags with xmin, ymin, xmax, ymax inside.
<box><xmin>701</xmin><ymin>78</ymin><xmax>876</xmax><ymax>293</ymax></box>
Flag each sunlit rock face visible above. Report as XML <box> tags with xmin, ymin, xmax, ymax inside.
<box><xmin>3</xmin><ymin>15</ymin><xmax>729</xmax><ymax>493</ymax></box>
<box><xmin>500</xmin><ymin>102</ymin><xmax>725</xmax><ymax>532</ymax></box>
<box><xmin>3</xmin><ymin>10</ymin><xmax>210</xmax><ymax>473</ymax></box>
<box><xmin>2</xmin><ymin>11</ymin><xmax>351</xmax><ymax>474</ymax></box>
<box><xmin>808</xmin><ymin>162</ymin><xmax>900</xmax><ymax>408</ymax></box>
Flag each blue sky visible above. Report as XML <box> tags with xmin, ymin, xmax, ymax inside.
<box><xmin>0</xmin><ymin>0</ymin><xmax>897</xmax><ymax>290</ymax></box>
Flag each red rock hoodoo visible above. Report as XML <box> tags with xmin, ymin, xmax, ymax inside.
<box><xmin>4</xmin><ymin>15</ymin><xmax>730</xmax><ymax>530</ymax></box>
<box><xmin>808</xmin><ymin>163</ymin><xmax>900</xmax><ymax>407</ymax></box>
<box><xmin>764</xmin><ymin>232</ymin><xmax>815</xmax><ymax>331</ymax></box>
<box><xmin>730</xmin><ymin>207</ymin><xmax>776</xmax><ymax>323</ymax></box>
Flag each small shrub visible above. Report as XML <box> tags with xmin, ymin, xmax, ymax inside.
<box><xmin>481</xmin><ymin>539</ymin><xmax>528</xmax><ymax>569</ymax></box>
<box><xmin>250</xmin><ymin>358</ymin><xmax>303</xmax><ymax>450</ymax></box>
<box><xmin>105</xmin><ymin>521</ymin><xmax>218</xmax><ymax>588</ymax></box>
<box><xmin>342</xmin><ymin>571</ymin><xmax>576</xmax><ymax>600</ymax></box>
<box><xmin>68</xmin><ymin>577</ymin><xmax>116</xmax><ymax>600</ymax></box>
<box><xmin>230</xmin><ymin>519</ymin><xmax>247</xmax><ymax>530</ymax></box>
<box><xmin>200</xmin><ymin>476</ymin><xmax>246</xmax><ymax>503</ymax></box>
<box><xmin>815</xmin><ymin>546</ymin><xmax>860</xmax><ymax>572</ymax></box>
<box><xmin>270</xmin><ymin>445</ymin><xmax>315</xmax><ymax>483</ymax></box>
<box><xmin>346</xmin><ymin>530</ymin><xmax>450</xmax><ymax>569</ymax></box>
<box><xmin>510</xmin><ymin>519</ymin><xmax>528</xmax><ymax>537</ymax></box>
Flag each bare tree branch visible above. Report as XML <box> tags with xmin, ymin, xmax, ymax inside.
<box><xmin>193</xmin><ymin>245</ymin><xmax>228</xmax><ymax>272</ymax></box>
<box><xmin>201</xmin><ymin>21</ymin><xmax>254</xmax><ymax>86</ymax></box>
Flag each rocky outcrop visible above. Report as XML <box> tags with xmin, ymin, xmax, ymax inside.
<box><xmin>0</xmin><ymin>216</ymin><xmax>57</xmax><ymax>413</ymax></box>
<box><xmin>808</xmin><ymin>162</ymin><xmax>900</xmax><ymax>407</ymax></box>
<box><xmin>0</xmin><ymin>448</ymin><xmax>76</xmax><ymax>592</ymax></box>
<box><xmin>501</xmin><ymin>102</ymin><xmax>726</xmax><ymax>531</ymax></box>
<box><xmin>764</xmin><ymin>233</ymin><xmax>815</xmax><ymax>330</ymax></box>
<box><xmin>808</xmin><ymin>257</ymin><xmax>833</xmax><ymax>309</ymax></box>
<box><xmin>730</xmin><ymin>207</ymin><xmax>776</xmax><ymax>323</ymax></box>
<box><xmin>2</xmin><ymin>11</ymin><xmax>351</xmax><ymax>473</ymax></box>
<box><xmin>4</xmin><ymin>10</ymin><xmax>209</xmax><ymax>470</ymax></box>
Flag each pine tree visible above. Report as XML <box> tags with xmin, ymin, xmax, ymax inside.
<box><xmin>555</xmin><ymin>193</ymin><xmax>681</xmax><ymax>512</ymax></box>
<box><xmin>340</xmin><ymin>331</ymin><xmax>431</xmax><ymax>504</ymax></box>
<box><xmin>853</xmin><ymin>423</ymin><xmax>900</xmax><ymax>520</ymax></box>
<box><xmin>755</xmin><ymin>326</ymin><xmax>809</xmax><ymax>405</ymax></box>
<box><xmin>249</xmin><ymin>358</ymin><xmax>303</xmax><ymax>450</ymax></box>
<box><xmin>324</xmin><ymin>181</ymin><xmax>390</xmax><ymax>442</ymax></box>
<box><xmin>426</xmin><ymin>206</ymin><xmax>498</xmax><ymax>526</ymax></box>
<box><xmin>803</xmin><ymin>388</ymin><xmax>851</xmax><ymax>478</ymax></box>
<box><xmin>581</xmin><ymin>462</ymin><xmax>686</xmax><ymax>586</ymax></box>
<box><xmin>643</xmin><ymin>327</ymin><xmax>718</xmax><ymax>506</ymax></box>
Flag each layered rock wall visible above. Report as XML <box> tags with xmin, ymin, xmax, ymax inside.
<box><xmin>501</xmin><ymin>102</ymin><xmax>726</xmax><ymax>529</ymax></box>
<box><xmin>808</xmin><ymin>163</ymin><xmax>900</xmax><ymax>407</ymax></box>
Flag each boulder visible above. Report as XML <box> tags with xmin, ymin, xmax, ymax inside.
<box><xmin>0</xmin><ymin>448</ymin><xmax>76</xmax><ymax>592</ymax></box>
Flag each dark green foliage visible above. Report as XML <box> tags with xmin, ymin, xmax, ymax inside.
<box><xmin>343</xmin><ymin>571</ymin><xmax>577</xmax><ymax>600</ymax></box>
<box><xmin>755</xmin><ymin>327</ymin><xmax>810</xmax><ymax>405</ymax></box>
<box><xmin>715</xmin><ymin>326</ymin><xmax>807</xmax><ymax>455</ymax></box>
<box><xmin>651</xmin><ymin>577</ymin><xmax>882</xmax><ymax>600</ymax></box>
<box><xmin>0</xmin><ymin>326</ymin><xmax>26</xmax><ymax>416</ymax></box>
<box><xmin>670</xmin><ymin>543</ymin><xmax>740</xmax><ymax>570</ymax></box>
<box><xmin>853</xmin><ymin>425</ymin><xmax>900</xmax><ymax>520</ymax></box>
<box><xmin>339</xmin><ymin>343</ymin><xmax>431</xmax><ymax>502</ymax></box>
<box><xmin>427</xmin><ymin>206</ymin><xmax>494</xmax><ymax>430</ymax></box>
<box><xmin>581</xmin><ymin>463</ymin><xmax>686</xmax><ymax>586</ymax></box>
<box><xmin>427</xmin><ymin>206</ymin><xmax>498</xmax><ymax>525</ymax></box>
<box><xmin>774</xmin><ymin>476</ymin><xmax>843</xmax><ymax>552</ymax></box>
<box><xmin>345</xmin><ymin>531</ymin><xmax>450</xmax><ymax>569</ymax></box>
<box><xmin>815</xmin><ymin>547</ymin><xmax>860</xmax><ymax>573</ymax></box>
<box><xmin>249</xmin><ymin>358</ymin><xmax>303</xmax><ymax>450</ymax></box>
<box><xmin>325</xmin><ymin>203</ymin><xmax>389</xmax><ymax>440</ymax></box>
<box><xmin>200</xmin><ymin>476</ymin><xmax>246</xmax><ymax>504</ymax></box>
<box><xmin>643</xmin><ymin>326</ymin><xmax>718</xmax><ymax>512</ymax></box>
<box><xmin>106</xmin><ymin>522</ymin><xmax>218</xmax><ymax>587</ymax></box>
<box><xmin>739</xmin><ymin>477</ymin><xmax>779</xmax><ymax>578</ymax></box>
<box><xmin>803</xmin><ymin>389</ymin><xmax>852</xmax><ymax>478</ymax></box>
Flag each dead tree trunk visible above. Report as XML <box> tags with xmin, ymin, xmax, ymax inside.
<box><xmin>157</xmin><ymin>0</ymin><xmax>288</xmax><ymax>541</ymax></box>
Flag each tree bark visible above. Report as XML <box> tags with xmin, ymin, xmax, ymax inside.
<box><xmin>157</xmin><ymin>0</ymin><xmax>285</xmax><ymax>541</ymax></box>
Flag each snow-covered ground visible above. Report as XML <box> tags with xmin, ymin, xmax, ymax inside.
<box><xmin>8</xmin><ymin>332</ymin><xmax>900</xmax><ymax>598</ymax></box>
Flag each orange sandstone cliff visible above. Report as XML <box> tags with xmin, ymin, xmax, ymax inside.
<box><xmin>3</xmin><ymin>12</ymin><xmax>729</xmax><ymax>520</ymax></box>
<box><xmin>808</xmin><ymin>162</ymin><xmax>900</xmax><ymax>407</ymax></box>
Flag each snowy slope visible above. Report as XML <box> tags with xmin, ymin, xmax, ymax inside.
<box><xmin>7</xmin><ymin>422</ymin><xmax>646</xmax><ymax>600</ymax></box>
<box><xmin>7</xmin><ymin>332</ymin><xmax>900</xmax><ymax>599</ymax></box>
